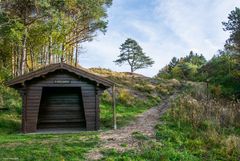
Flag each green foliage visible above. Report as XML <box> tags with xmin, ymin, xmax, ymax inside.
<box><xmin>0</xmin><ymin>84</ymin><xmax>22</xmax><ymax>134</ymax></box>
<box><xmin>156</xmin><ymin>51</ymin><xmax>206</xmax><ymax>81</ymax></box>
<box><xmin>222</xmin><ymin>7</ymin><xmax>240</xmax><ymax>52</ymax></box>
<box><xmin>171</xmin><ymin>63</ymin><xmax>198</xmax><ymax>80</ymax></box>
<box><xmin>101</xmin><ymin>85</ymin><xmax>240</xmax><ymax>161</ymax></box>
<box><xmin>0</xmin><ymin>85</ymin><xmax>21</xmax><ymax>111</ymax></box>
<box><xmin>100</xmin><ymin>90</ymin><xmax>112</xmax><ymax>104</ymax></box>
<box><xmin>0</xmin><ymin>0</ymin><xmax>112</xmax><ymax>75</ymax></box>
<box><xmin>133</xmin><ymin>82</ymin><xmax>155</xmax><ymax>93</ymax></box>
<box><xmin>157</xmin><ymin>48</ymin><xmax>240</xmax><ymax>98</ymax></box>
<box><xmin>114</xmin><ymin>38</ymin><xmax>154</xmax><ymax>72</ymax></box>
<box><xmin>117</xmin><ymin>88</ymin><xmax>136</xmax><ymax>106</ymax></box>
<box><xmin>200</xmin><ymin>50</ymin><xmax>240</xmax><ymax>98</ymax></box>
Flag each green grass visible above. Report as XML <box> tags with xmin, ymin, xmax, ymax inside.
<box><xmin>0</xmin><ymin>85</ymin><xmax>160</xmax><ymax>161</ymax></box>
<box><xmin>0</xmin><ymin>89</ymin><xmax>98</xmax><ymax>161</ymax></box>
<box><xmin>100</xmin><ymin>100</ymin><xmax>240</xmax><ymax>161</ymax></box>
<box><xmin>101</xmin><ymin>114</ymin><xmax>240</xmax><ymax>161</ymax></box>
<box><xmin>0</xmin><ymin>132</ymin><xmax>99</xmax><ymax>161</ymax></box>
<box><xmin>0</xmin><ymin>108</ymin><xmax>99</xmax><ymax>160</ymax></box>
<box><xmin>100</xmin><ymin>97</ymin><xmax>159</xmax><ymax>129</ymax></box>
<box><xmin>132</xmin><ymin>131</ymin><xmax>150</xmax><ymax>141</ymax></box>
<box><xmin>0</xmin><ymin>109</ymin><xmax>99</xmax><ymax>160</ymax></box>
<box><xmin>0</xmin><ymin>110</ymin><xmax>21</xmax><ymax>134</ymax></box>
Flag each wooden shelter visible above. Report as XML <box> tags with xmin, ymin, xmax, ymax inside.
<box><xmin>7</xmin><ymin>63</ymin><xmax>115</xmax><ymax>133</ymax></box>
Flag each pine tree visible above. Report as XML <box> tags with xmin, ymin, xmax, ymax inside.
<box><xmin>222</xmin><ymin>7</ymin><xmax>240</xmax><ymax>52</ymax></box>
<box><xmin>114</xmin><ymin>38</ymin><xmax>154</xmax><ymax>73</ymax></box>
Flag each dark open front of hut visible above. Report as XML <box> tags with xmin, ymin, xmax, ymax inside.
<box><xmin>7</xmin><ymin>63</ymin><xmax>114</xmax><ymax>133</ymax></box>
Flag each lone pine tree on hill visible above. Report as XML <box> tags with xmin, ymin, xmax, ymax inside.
<box><xmin>114</xmin><ymin>38</ymin><xmax>154</xmax><ymax>73</ymax></box>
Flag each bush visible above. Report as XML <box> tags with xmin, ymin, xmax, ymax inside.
<box><xmin>156</xmin><ymin>85</ymin><xmax>170</xmax><ymax>95</ymax></box>
<box><xmin>100</xmin><ymin>91</ymin><xmax>112</xmax><ymax>104</ymax></box>
<box><xmin>133</xmin><ymin>83</ymin><xmax>155</xmax><ymax>93</ymax></box>
<box><xmin>0</xmin><ymin>84</ymin><xmax>21</xmax><ymax>112</ymax></box>
<box><xmin>168</xmin><ymin>79</ymin><xmax>181</xmax><ymax>87</ymax></box>
<box><xmin>0</xmin><ymin>84</ymin><xmax>21</xmax><ymax>134</ymax></box>
<box><xmin>117</xmin><ymin>88</ymin><xmax>135</xmax><ymax>106</ymax></box>
<box><xmin>224</xmin><ymin>135</ymin><xmax>240</xmax><ymax>156</ymax></box>
<box><xmin>170</xmin><ymin>93</ymin><xmax>240</xmax><ymax>129</ymax></box>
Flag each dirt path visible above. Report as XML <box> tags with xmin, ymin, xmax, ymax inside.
<box><xmin>86</xmin><ymin>94</ymin><xmax>175</xmax><ymax>160</ymax></box>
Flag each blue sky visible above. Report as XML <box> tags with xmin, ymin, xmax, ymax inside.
<box><xmin>80</xmin><ymin>0</ymin><xmax>240</xmax><ymax>77</ymax></box>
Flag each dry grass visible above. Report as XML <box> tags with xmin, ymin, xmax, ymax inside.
<box><xmin>168</xmin><ymin>83</ymin><xmax>240</xmax><ymax>159</ymax></box>
<box><xmin>172</xmin><ymin>83</ymin><xmax>240</xmax><ymax>129</ymax></box>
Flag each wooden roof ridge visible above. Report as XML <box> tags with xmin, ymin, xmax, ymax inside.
<box><xmin>6</xmin><ymin>63</ymin><xmax>114</xmax><ymax>87</ymax></box>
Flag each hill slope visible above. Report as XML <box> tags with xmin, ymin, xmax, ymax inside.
<box><xmin>0</xmin><ymin>68</ymin><xmax>181</xmax><ymax>160</ymax></box>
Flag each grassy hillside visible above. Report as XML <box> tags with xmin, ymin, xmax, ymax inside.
<box><xmin>89</xmin><ymin>68</ymin><xmax>181</xmax><ymax>129</ymax></box>
<box><xmin>1</xmin><ymin>68</ymin><xmax>239</xmax><ymax>160</ymax></box>
<box><xmin>0</xmin><ymin>68</ymin><xmax>181</xmax><ymax>160</ymax></box>
<box><xmin>100</xmin><ymin>83</ymin><xmax>240</xmax><ymax>161</ymax></box>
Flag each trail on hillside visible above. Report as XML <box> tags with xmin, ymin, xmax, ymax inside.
<box><xmin>86</xmin><ymin>94</ymin><xmax>177</xmax><ymax>160</ymax></box>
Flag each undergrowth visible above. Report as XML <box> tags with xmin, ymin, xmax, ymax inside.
<box><xmin>101</xmin><ymin>83</ymin><xmax>240</xmax><ymax>161</ymax></box>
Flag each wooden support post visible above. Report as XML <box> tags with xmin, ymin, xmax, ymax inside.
<box><xmin>112</xmin><ymin>84</ymin><xmax>117</xmax><ymax>130</ymax></box>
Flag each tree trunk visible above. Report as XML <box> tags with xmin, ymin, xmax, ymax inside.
<box><xmin>12</xmin><ymin>45</ymin><xmax>15</xmax><ymax>76</ymax></box>
<box><xmin>40</xmin><ymin>46</ymin><xmax>43</xmax><ymax>65</ymax></box>
<box><xmin>61</xmin><ymin>43</ymin><xmax>65</xmax><ymax>62</ymax></box>
<box><xmin>17</xmin><ymin>44</ymin><xmax>21</xmax><ymax>76</ymax></box>
<box><xmin>30</xmin><ymin>48</ymin><xmax>34</xmax><ymax>71</ymax></box>
<box><xmin>48</xmin><ymin>36</ymin><xmax>52</xmax><ymax>64</ymax></box>
<box><xmin>71</xmin><ymin>46</ymin><xmax>74</xmax><ymax>65</ymax></box>
<box><xmin>131</xmin><ymin>66</ymin><xmax>134</xmax><ymax>73</ymax></box>
<box><xmin>75</xmin><ymin>43</ymin><xmax>78</xmax><ymax>67</ymax></box>
<box><xmin>21</xmin><ymin>28</ymin><xmax>27</xmax><ymax>75</ymax></box>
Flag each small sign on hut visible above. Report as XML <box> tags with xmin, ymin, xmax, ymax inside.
<box><xmin>7</xmin><ymin>63</ymin><xmax>116</xmax><ymax>133</ymax></box>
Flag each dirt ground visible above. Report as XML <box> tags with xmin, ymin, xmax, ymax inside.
<box><xmin>86</xmin><ymin>95</ymin><xmax>175</xmax><ymax>160</ymax></box>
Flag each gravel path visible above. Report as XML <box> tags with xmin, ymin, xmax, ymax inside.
<box><xmin>86</xmin><ymin>94</ymin><xmax>175</xmax><ymax>160</ymax></box>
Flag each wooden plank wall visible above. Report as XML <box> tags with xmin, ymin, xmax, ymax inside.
<box><xmin>24</xmin><ymin>70</ymin><xmax>98</xmax><ymax>133</ymax></box>
<box><xmin>37</xmin><ymin>87</ymin><xmax>85</xmax><ymax>129</ymax></box>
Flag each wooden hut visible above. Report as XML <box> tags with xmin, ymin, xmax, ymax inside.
<box><xmin>7</xmin><ymin>63</ymin><xmax>115</xmax><ymax>133</ymax></box>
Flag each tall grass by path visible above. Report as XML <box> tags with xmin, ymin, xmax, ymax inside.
<box><xmin>101</xmin><ymin>83</ymin><xmax>240</xmax><ymax>161</ymax></box>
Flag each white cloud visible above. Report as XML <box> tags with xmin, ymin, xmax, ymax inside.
<box><xmin>80</xmin><ymin>0</ymin><xmax>240</xmax><ymax>77</ymax></box>
<box><xmin>154</xmin><ymin>0</ymin><xmax>240</xmax><ymax>59</ymax></box>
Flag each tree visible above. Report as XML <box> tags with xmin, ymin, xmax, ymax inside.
<box><xmin>0</xmin><ymin>0</ymin><xmax>112</xmax><ymax>77</ymax></box>
<box><xmin>156</xmin><ymin>51</ymin><xmax>206</xmax><ymax>80</ymax></box>
<box><xmin>222</xmin><ymin>7</ymin><xmax>240</xmax><ymax>52</ymax></box>
<box><xmin>114</xmin><ymin>38</ymin><xmax>154</xmax><ymax>73</ymax></box>
<box><xmin>199</xmin><ymin>50</ymin><xmax>240</xmax><ymax>97</ymax></box>
<box><xmin>168</xmin><ymin>57</ymin><xmax>179</xmax><ymax>71</ymax></box>
<box><xmin>222</xmin><ymin>7</ymin><xmax>240</xmax><ymax>84</ymax></box>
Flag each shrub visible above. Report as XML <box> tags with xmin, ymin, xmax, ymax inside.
<box><xmin>100</xmin><ymin>91</ymin><xmax>112</xmax><ymax>104</ymax></box>
<box><xmin>224</xmin><ymin>135</ymin><xmax>240</xmax><ymax>156</ymax></box>
<box><xmin>168</xmin><ymin>79</ymin><xmax>181</xmax><ymax>87</ymax></box>
<box><xmin>133</xmin><ymin>82</ymin><xmax>155</xmax><ymax>93</ymax></box>
<box><xmin>156</xmin><ymin>85</ymin><xmax>170</xmax><ymax>95</ymax></box>
<box><xmin>211</xmin><ymin>85</ymin><xmax>222</xmax><ymax>97</ymax></box>
<box><xmin>117</xmin><ymin>88</ymin><xmax>135</xmax><ymax>106</ymax></box>
<box><xmin>170</xmin><ymin>93</ymin><xmax>240</xmax><ymax>129</ymax></box>
<box><xmin>0</xmin><ymin>84</ymin><xmax>21</xmax><ymax>111</ymax></box>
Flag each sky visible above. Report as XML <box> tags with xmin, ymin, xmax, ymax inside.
<box><xmin>79</xmin><ymin>0</ymin><xmax>240</xmax><ymax>77</ymax></box>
